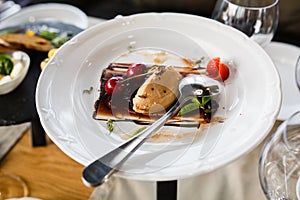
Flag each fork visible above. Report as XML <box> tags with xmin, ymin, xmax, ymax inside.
<box><xmin>0</xmin><ymin>0</ymin><xmax>21</xmax><ymax>21</ymax></box>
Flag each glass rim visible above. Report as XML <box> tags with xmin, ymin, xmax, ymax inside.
<box><xmin>223</xmin><ymin>0</ymin><xmax>279</xmax><ymax>10</ymax></box>
<box><xmin>283</xmin><ymin>110</ymin><xmax>300</xmax><ymax>153</ymax></box>
<box><xmin>0</xmin><ymin>173</ymin><xmax>29</xmax><ymax>197</ymax></box>
<box><xmin>258</xmin><ymin>114</ymin><xmax>299</xmax><ymax>199</ymax></box>
<box><xmin>295</xmin><ymin>56</ymin><xmax>300</xmax><ymax>90</ymax></box>
<box><xmin>258</xmin><ymin>118</ymin><xmax>284</xmax><ymax>199</ymax></box>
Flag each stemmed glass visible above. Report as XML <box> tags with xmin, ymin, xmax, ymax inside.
<box><xmin>211</xmin><ymin>0</ymin><xmax>279</xmax><ymax>47</ymax></box>
<box><xmin>0</xmin><ymin>172</ymin><xmax>29</xmax><ymax>199</ymax></box>
<box><xmin>295</xmin><ymin>56</ymin><xmax>300</xmax><ymax>92</ymax></box>
<box><xmin>259</xmin><ymin>111</ymin><xmax>300</xmax><ymax>200</ymax></box>
<box><xmin>0</xmin><ymin>124</ymin><xmax>29</xmax><ymax>199</ymax></box>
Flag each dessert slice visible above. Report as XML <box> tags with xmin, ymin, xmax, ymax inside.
<box><xmin>133</xmin><ymin>66</ymin><xmax>182</xmax><ymax>115</ymax></box>
<box><xmin>93</xmin><ymin>63</ymin><xmax>219</xmax><ymax>125</ymax></box>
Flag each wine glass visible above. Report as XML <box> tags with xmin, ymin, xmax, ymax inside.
<box><xmin>295</xmin><ymin>56</ymin><xmax>300</xmax><ymax>92</ymax></box>
<box><xmin>211</xmin><ymin>0</ymin><xmax>279</xmax><ymax>47</ymax></box>
<box><xmin>0</xmin><ymin>172</ymin><xmax>29</xmax><ymax>199</ymax></box>
<box><xmin>259</xmin><ymin>111</ymin><xmax>300</xmax><ymax>200</ymax></box>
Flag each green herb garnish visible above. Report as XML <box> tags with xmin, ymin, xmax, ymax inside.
<box><xmin>51</xmin><ymin>36</ymin><xmax>68</xmax><ymax>48</ymax></box>
<box><xmin>177</xmin><ymin>101</ymin><xmax>200</xmax><ymax>116</ymax></box>
<box><xmin>130</xmin><ymin>126</ymin><xmax>147</xmax><ymax>137</ymax></box>
<box><xmin>177</xmin><ymin>97</ymin><xmax>211</xmax><ymax>116</ymax></box>
<box><xmin>127</xmin><ymin>45</ymin><xmax>134</xmax><ymax>52</ymax></box>
<box><xmin>192</xmin><ymin>96</ymin><xmax>211</xmax><ymax>109</ymax></box>
<box><xmin>0</xmin><ymin>54</ymin><xmax>14</xmax><ymax>75</ymax></box>
<box><xmin>194</xmin><ymin>56</ymin><xmax>205</xmax><ymax>64</ymax></box>
<box><xmin>107</xmin><ymin>119</ymin><xmax>114</xmax><ymax>132</ymax></box>
<box><xmin>120</xmin><ymin>66</ymin><xmax>158</xmax><ymax>83</ymax></box>
<box><xmin>83</xmin><ymin>86</ymin><xmax>93</xmax><ymax>94</ymax></box>
<box><xmin>38</xmin><ymin>31</ymin><xmax>57</xmax><ymax>40</ymax></box>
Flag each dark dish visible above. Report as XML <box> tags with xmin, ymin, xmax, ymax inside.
<box><xmin>0</xmin><ymin>21</ymin><xmax>83</xmax><ymax>52</ymax></box>
<box><xmin>0</xmin><ymin>21</ymin><xmax>84</xmax><ymax>147</ymax></box>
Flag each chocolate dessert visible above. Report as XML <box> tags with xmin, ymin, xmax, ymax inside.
<box><xmin>93</xmin><ymin>63</ymin><xmax>219</xmax><ymax>126</ymax></box>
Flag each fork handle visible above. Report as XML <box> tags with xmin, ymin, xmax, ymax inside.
<box><xmin>82</xmin><ymin>100</ymin><xmax>181</xmax><ymax>187</ymax></box>
<box><xmin>82</xmin><ymin>160</ymin><xmax>115</xmax><ymax>187</ymax></box>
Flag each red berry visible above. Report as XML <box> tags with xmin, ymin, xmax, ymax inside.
<box><xmin>219</xmin><ymin>63</ymin><xmax>230</xmax><ymax>81</ymax></box>
<box><xmin>105</xmin><ymin>76</ymin><xmax>123</xmax><ymax>95</ymax></box>
<box><xmin>206</xmin><ymin>57</ymin><xmax>220</xmax><ymax>78</ymax></box>
<box><xmin>126</xmin><ymin>63</ymin><xmax>147</xmax><ymax>78</ymax></box>
<box><xmin>206</xmin><ymin>57</ymin><xmax>230</xmax><ymax>81</ymax></box>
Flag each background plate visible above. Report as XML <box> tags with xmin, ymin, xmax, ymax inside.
<box><xmin>264</xmin><ymin>42</ymin><xmax>300</xmax><ymax>122</ymax></box>
<box><xmin>36</xmin><ymin>13</ymin><xmax>281</xmax><ymax>181</ymax></box>
<box><xmin>0</xmin><ymin>3</ymin><xmax>88</xmax><ymax>29</ymax></box>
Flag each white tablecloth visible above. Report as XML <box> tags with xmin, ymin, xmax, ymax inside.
<box><xmin>89</xmin><ymin>143</ymin><xmax>266</xmax><ymax>200</ymax></box>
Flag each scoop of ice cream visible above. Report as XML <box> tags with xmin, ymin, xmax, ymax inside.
<box><xmin>132</xmin><ymin>65</ymin><xmax>182</xmax><ymax>115</ymax></box>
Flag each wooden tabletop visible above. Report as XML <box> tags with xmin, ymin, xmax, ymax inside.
<box><xmin>0</xmin><ymin>121</ymin><xmax>281</xmax><ymax>200</ymax></box>
<box><xmin>0</xmin><ymin>17</ymin><xmax>104</xmax><ymax>200</ymax></box>
<box><xmin>0</xmin><ymin>128</ymin><xmax>94</xmax><ymax>200</ymax></box>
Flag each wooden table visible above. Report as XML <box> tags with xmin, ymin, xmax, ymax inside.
<box><xmin>0</xmin><ymin>128</ymin><xmax>94</xmax><ymax>200</ymax></box>
<box><xmin>0</xmin><ymin>121</ymin><xmax>281</xmax><ymax>200</ymax></box>
<box><xmin>0</xmin><ymin>17</ymin><xmax>104</xmax><ymax>200</ymax></box>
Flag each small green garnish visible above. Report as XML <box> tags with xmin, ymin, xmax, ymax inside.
<box><xmin>83</xmin><ymin>86</ymin><xmax>93</xmax><ymax>94</ymax></box>
<box><xmin>130</xmin><ymin>126</ymin><xmax>147</xmax><ymax>137</ymax></box>
<box><xmin>194</xmin><ymin>56</ymin><xmax>205</xmax><ymax>64</ymax></box>
<box><xmin>0</xmin><ymin>54</ymin><xmax>14</xmax><ymax>75</ymax></box>
<box><xmin>177</xmin><ymin>101</ymin><xmax>200</xmax><ymax>116</ymax></box>
<box><xmin>38</xmin><ymin>31</ymin><xmax>57</xmax><ymax>40</ymax></box>
<box><xmin>127</xmin><ymin>45</ymin><xmax>134</xmax><ymax>52</ymax></box>
<box><xmin>177</xmin><ymin>97</ymin><xmax>211</xmax><ymax>116</ymax></box>
<box><xmin>38</xmin><ymin>30</ymin><xmax>72</xmax><ymax>47</ymax></box>
<box><xmin>51</xmin><ymin>36</ymin><xmax>68</xmax><ymax>48</ymax></box>
<box><xmin>120</xmin><ymin>66</ymin><xmax>158</xmax><ymax>83</ymax></box>
<box><xmin>107</xmin><ymin>119</ymin><xmax>114</xmax><ymax>132</ymax></box>
<box><xmin>192</xmin><ymin>97</ymin><xmax>211</xmax><ymax>109</ymax></box>
<box><xmin>120</xmin><ymin>126</ymin><xmax>147</xmax><ymax>140</ymax></box>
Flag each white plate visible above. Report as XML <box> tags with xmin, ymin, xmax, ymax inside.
<box><xmin>264</xmin><ymin>42</ymin><xmax>300</xmax><ymax>121</ymax></box>
<box><xmin>36</xmin><ymin>13</ymin><xmax>281</xmax><ymax>181</ymax></box>
<box><xmin>0</xmin><ymin>3</ymin><xmax>88</xmax><ymax>29</ymax></box>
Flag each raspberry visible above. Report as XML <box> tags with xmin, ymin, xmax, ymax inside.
<box><xmin>206</xmin><ymin>57</ymin><xmax>220</xmax><ymax>78</ymax></box>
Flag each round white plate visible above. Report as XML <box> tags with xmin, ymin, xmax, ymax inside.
<box><xmin>0</xmin><ymin>3</ymin><xmax>88</xmax><ymax>29</ymax></box>
<box><xmin>36</xmin><ymin>13</ymin><xmax>281</xmax><ymax>181</ymax></box>
<box><xmin>264</xmin><ymin>42</ymin><xmax>300</xmax><ymax>121</ymax></box>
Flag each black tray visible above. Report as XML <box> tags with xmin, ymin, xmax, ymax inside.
<box><xmin>0</xmin><ymin>51</ymin><xmax>48</xmax><ymax>146</ymax></box>
<box><xmin>0</xmin><ymin>21</ymin><xmax>83</xmax><ymax>146</ymax></box>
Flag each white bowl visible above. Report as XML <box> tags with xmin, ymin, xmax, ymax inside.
<box><xmin>0</xmin><ymin>51</ymin><xmax>30</xmax><ymax>95</ymax></box>
<box><xmin>0</xmin><ymin>3</ymin><xmax>88</xmax><ymax>30</ymax></box>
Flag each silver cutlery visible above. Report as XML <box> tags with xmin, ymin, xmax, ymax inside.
<box><xmin>0</xmin><ymin>1</ymin><xmax>21</xmax><ymax>21</ymax></box>
<box><xmin>82</xmin><ymin>74</ymin><xmax>224</xmax><ymax>187</ymax></box>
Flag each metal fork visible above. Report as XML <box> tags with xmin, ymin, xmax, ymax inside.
<box><xmin>0</xmin><ymin>0</ymin><xmax>21</xmax><ymax>21</ymax></box>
